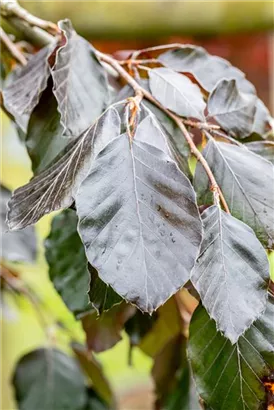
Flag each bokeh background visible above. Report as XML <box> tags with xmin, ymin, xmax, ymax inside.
<box><xmin>1</xmin><ymin>1</ymin><xmax>274</xmax><ymax>409</ymax></box>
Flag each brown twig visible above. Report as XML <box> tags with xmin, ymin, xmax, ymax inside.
<box><xmin>96</xmin><ymin>51</ymin><xmax>230</xmax><ymax>212</ymax></box>
<box><xmin>119</xmin><ymin>58</ymin><xmax>159</xmax><ymax>66</ymax></box>
<box><xmin>1</xmin><ymin>5</ymin><xmax>230</xmax><ymax>213</ymax></box>
<box><xmin>1</xmin><ymin>0</ymin><xmax>57</xmax><ymax>46</ymax></box>
<box><xmin>137</xmin><ymin>64</ymin><xmax>151</xmax><ymax>72</ymax></box>
<box><xmin>184</xmin><ymin>119</ymin><xmax>220</xmax><ymax>131</ymax></box>
<box><xmin>0</xmin><ymin>26</ymin><xmax>27</xmax><ymax>65</ymax></box>
<box><xmin>6</xmin><ymin>16</ymin><xmax>55</xmax><ymax>46</ymax></box>
<box><xmin>119</xmin><ymin>58</ymin><xmax>220</xmax><ymax>133</ymax></box>
<box><xmin>1</xmin><ymin>0</ymin><xmax>59</xmax><ymax>35</ymax></box>
<box><xmin>131</xmin><ymin>43</ymin><xmax>185</xmax><ymax>60</ymax></box>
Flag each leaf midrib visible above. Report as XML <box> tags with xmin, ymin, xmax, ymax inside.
<box><xmin>213</xmin><ymin>141</ymin><xmax>272</xmax><ymax>242</ymax></box>
<box><xmin>152</xmin><ymin>69</ymin><xmax>204</xmax><ymax>120</ymax></box>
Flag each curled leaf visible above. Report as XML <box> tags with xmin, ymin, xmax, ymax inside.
<box><xmin>52</xmin><ymin>19</ymin><xmax>109</xmax><ymax>136</ymax></box>
<box><xmin>7</xmin><ymin>107</ymin><xmax>121</xmax><ymax>230</ymax></box>
<box><xmin>207</xmin><ymin>79</ymin><xmax>256</xmax><ymax>138</ymax></box>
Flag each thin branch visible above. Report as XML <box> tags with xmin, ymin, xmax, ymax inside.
<box><xmin>96</xmin><ymin>51</ymin><xmax>230</xmax><ymax>213</ymax></box>
<box><xmin>118</xmin><ymin>58</ymin><xmax>159</xmax><ymax>66</ymax></box>
<box><xmin>1</xmin><ymin>0</ymin><xmax>59</xmax><ymax>34</ymax></box>
<box><xmin>1</xmin><ymin>1</ymin><xmax>57</xmax><ymax>46</ymax></box>
<box><xmin>2</xmin><ymin>8</ymin><xmax>219</xmax><ymax>133</ymax></box>
<box><xmin>1</xmin><ymin>3</ymin><xmax>230</xmax><ymax>213</ymax></box>
<box><xmin>131</xmin><ymin>43</ymin><xmax>184</xmax><ymax>60</ymax></box>
<box><xmin>137</xmin><ymin>64</ymin><xmax>151</xmax><ymax>72</ymax></box>
<box><xmin>6</xmin><ymin>16</ymin><xmax>55</xmax><ymax>46</ymax></box>
<box><xmin>184</xmin><ymin>119</ymin><xmax>220</xmax><ymax>131</ymax></box>
<box><xmin>0</xmin><ymin>26</ymin><xmax>27</xmax><ymax>65</ymax></box>
<box><xmin>117</xmin><ymin>61</ymin><xmax>221</xmax><ymax>132</ymax></box>
<box><xmin>96</xmin><ymin>51</ymin><xmax>143</xmax><ymax>96</ymax></box>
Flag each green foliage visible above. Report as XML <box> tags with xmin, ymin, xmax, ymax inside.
<box><xmin>45</xmin><ymin>209</ymin><xmax>90</xmax><ymax>315</ymax></box>
<box><xmin>188</xmin><ymin>296</ymin><xmax>274</xmax><ymax>409</ymax></box>
<box><xmin>13</xmin><ymin>348</ymin><xmax>88</xmax><ymax>410</ymax></box>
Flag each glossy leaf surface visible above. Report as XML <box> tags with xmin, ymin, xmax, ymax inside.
<box><xmin>25</xmin><ymin>84</ymin><xmax>67</xmax><ymax>174</ymax></box>
<box><xmin>7</xmin><ymin>107</ymin><xmax>121</xmax><ymax>230</ymax></box>
<box><xmin>76</xmin><ymin>117</ymin><xmax>202</xmax><ymax>312</ymax></box>
<box><xmin>194</xmin><ymin>140</ymin><xmax>274</xmax><ymax>248</ymax></box>
<box><xmin>191</xmin><ymin>205</ymin><xmax>269</xmax><ymax>343</ymax></box>
<box><xmin>45</xmin><ymin>209</ymin><xmax>121</xmax><ymax>315</ymax></box>
<box><xmin>149</xmin><ymin>67</ymin><xmax>206</xmax><ymax>121</ymax></box>
<box><xmin>45</xmin><ymin>209</ymin><xmax>90</xmax><ymax>314</ymax></box>
<box><xmin>13</xmin><ymin>348</ymin><xmax>87</xmax><ymax>410</ymax></box>
<box><xmin>246</xmin><ymin>141</ymin><xmax>274</xmax><ymax>164</ymax></box>
<box><xmin>52</xmin><ymin>20</ymin><xmax>109</xmax><ymax>136</ymax></box>
<box><xmin>207</xmin><ymin>79</ymin><xmax>256</xmax><ymax>138</ymax></box>
<box><xmin>3</xmin><ymin>44</ymin><xmax>54</xmax><ymax>121</ymax></box>
<box><xmin>188</xmin><ymin>297</ymin><xmax>274</xmax><ymax>410</ymax></box>
<box><xmin>158</xmin><ymin>45</ymin><xmax>256</xmax><ymax>94</ymax></box>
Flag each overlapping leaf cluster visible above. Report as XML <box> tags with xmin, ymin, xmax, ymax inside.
<box><xmin>2</xmin><ymin>18</ymin><xmax>274</xmax><ymax>410</ymax></box>
<box><xmin>0</xmin><ymin>186</ymin><xmax>113</xmax><ymax>410</ymax></box>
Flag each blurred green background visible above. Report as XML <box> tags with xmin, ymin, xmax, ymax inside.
<box><xmin>8</xmin><ymin>1</ymin><xmax>274</xmax><ymax>39</ymax></box>
<box><xmin>1</xmin><ymin>1</ymin><xmax>274</xmax><ymax>409</ymax></box>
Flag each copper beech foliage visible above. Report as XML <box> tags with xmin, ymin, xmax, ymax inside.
<box><xmin>1</xmin><ymin>6</ymin><xmax>274</xmax><ymax>409</ymax></box>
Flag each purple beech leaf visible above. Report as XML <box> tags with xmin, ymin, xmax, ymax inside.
<box><xmin>51</xmin><ymin>19</ymin><xmax>109</xmax><ymax>137</ymax></box>
<box><xmin>25</xmin><ymin>84</ymin><xmax>67</xmax><ymax>174</ymax></box>
<box><xmin>88</xmin><ymin>264</ymin><xmax>122</xmax><ymax>315</ymax></box>
<box><xmin>2</xmin><ymin>43</ymin><xmax>56</xmax><ymax>129</ymax></box>
<box><xmin>76</xmin><ymin>116</ymin><xmax>202</xmax><ymax>313</ymax></box>
<box><xmin>246</xmin><ymin>141</ymin><xmax>274</xmax><ymax>164</ymax></box>
<box><xmin>45</xmin><ymin>208</ymin><xmax>122</xmax><ymax>316</ymax></box>
<box><xmin>113</xmin><ymin>82</ymin><xmax>192</xmax><ymax>178</ymax></box>
<box><xmin>141</xmin><ymin>102</ymin><xmax>192</xmax><ymax>179</ymax></box>
<box><xmin>194</xmin><ymin>140</ymin><xmax>274</xmax><ymax>249</ymax></box>
<box><xmin>45</xmin><ymin>209</ymin><xmax>90</xmax><ymax>314</ymax></box>
<box><xmin>7</xmin><ymin>107</ymin><xmax>121</xmax><ymax>230</ymax></box>
<box><xmin>207</xmin><ymin>79</ymin><xmax>257</xmax><ymax>138</ymax></box>
<box><xmin>191</xmin><ymin>205</ymin><xmax>269</xmax><ymax>344</ymax></box>
<box><xmin>136</xmin><ymin>107</ymin><xmax>175</xmax><ymax>156</ymax></box>
<box><xmin>149</xmin><ymin>67</ymin><xmax>206</xmax><ymax>121</ymax></box>
<box><xmin>13</xmin><ymin>348</ymin><xmax>87</xmax><ymax>410</ymax></box>
<box><xmin>252</xmin><ymin>98</ymin><xmax>273</xmax><ymax>137</ymax></box>
<box><xmin>188</xmin><ymin>295</ymin><xmax>274</xmax><ymax>410</ymax></box>
<box><xmin>158</xmin><ymin>45</ymin><xmax>256</xmax><ymax>95</ymax></box>
<box><xmin>81</xmin><ymin>303</ymin><xmax>135</xmax><ymax>353</ymax></box>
